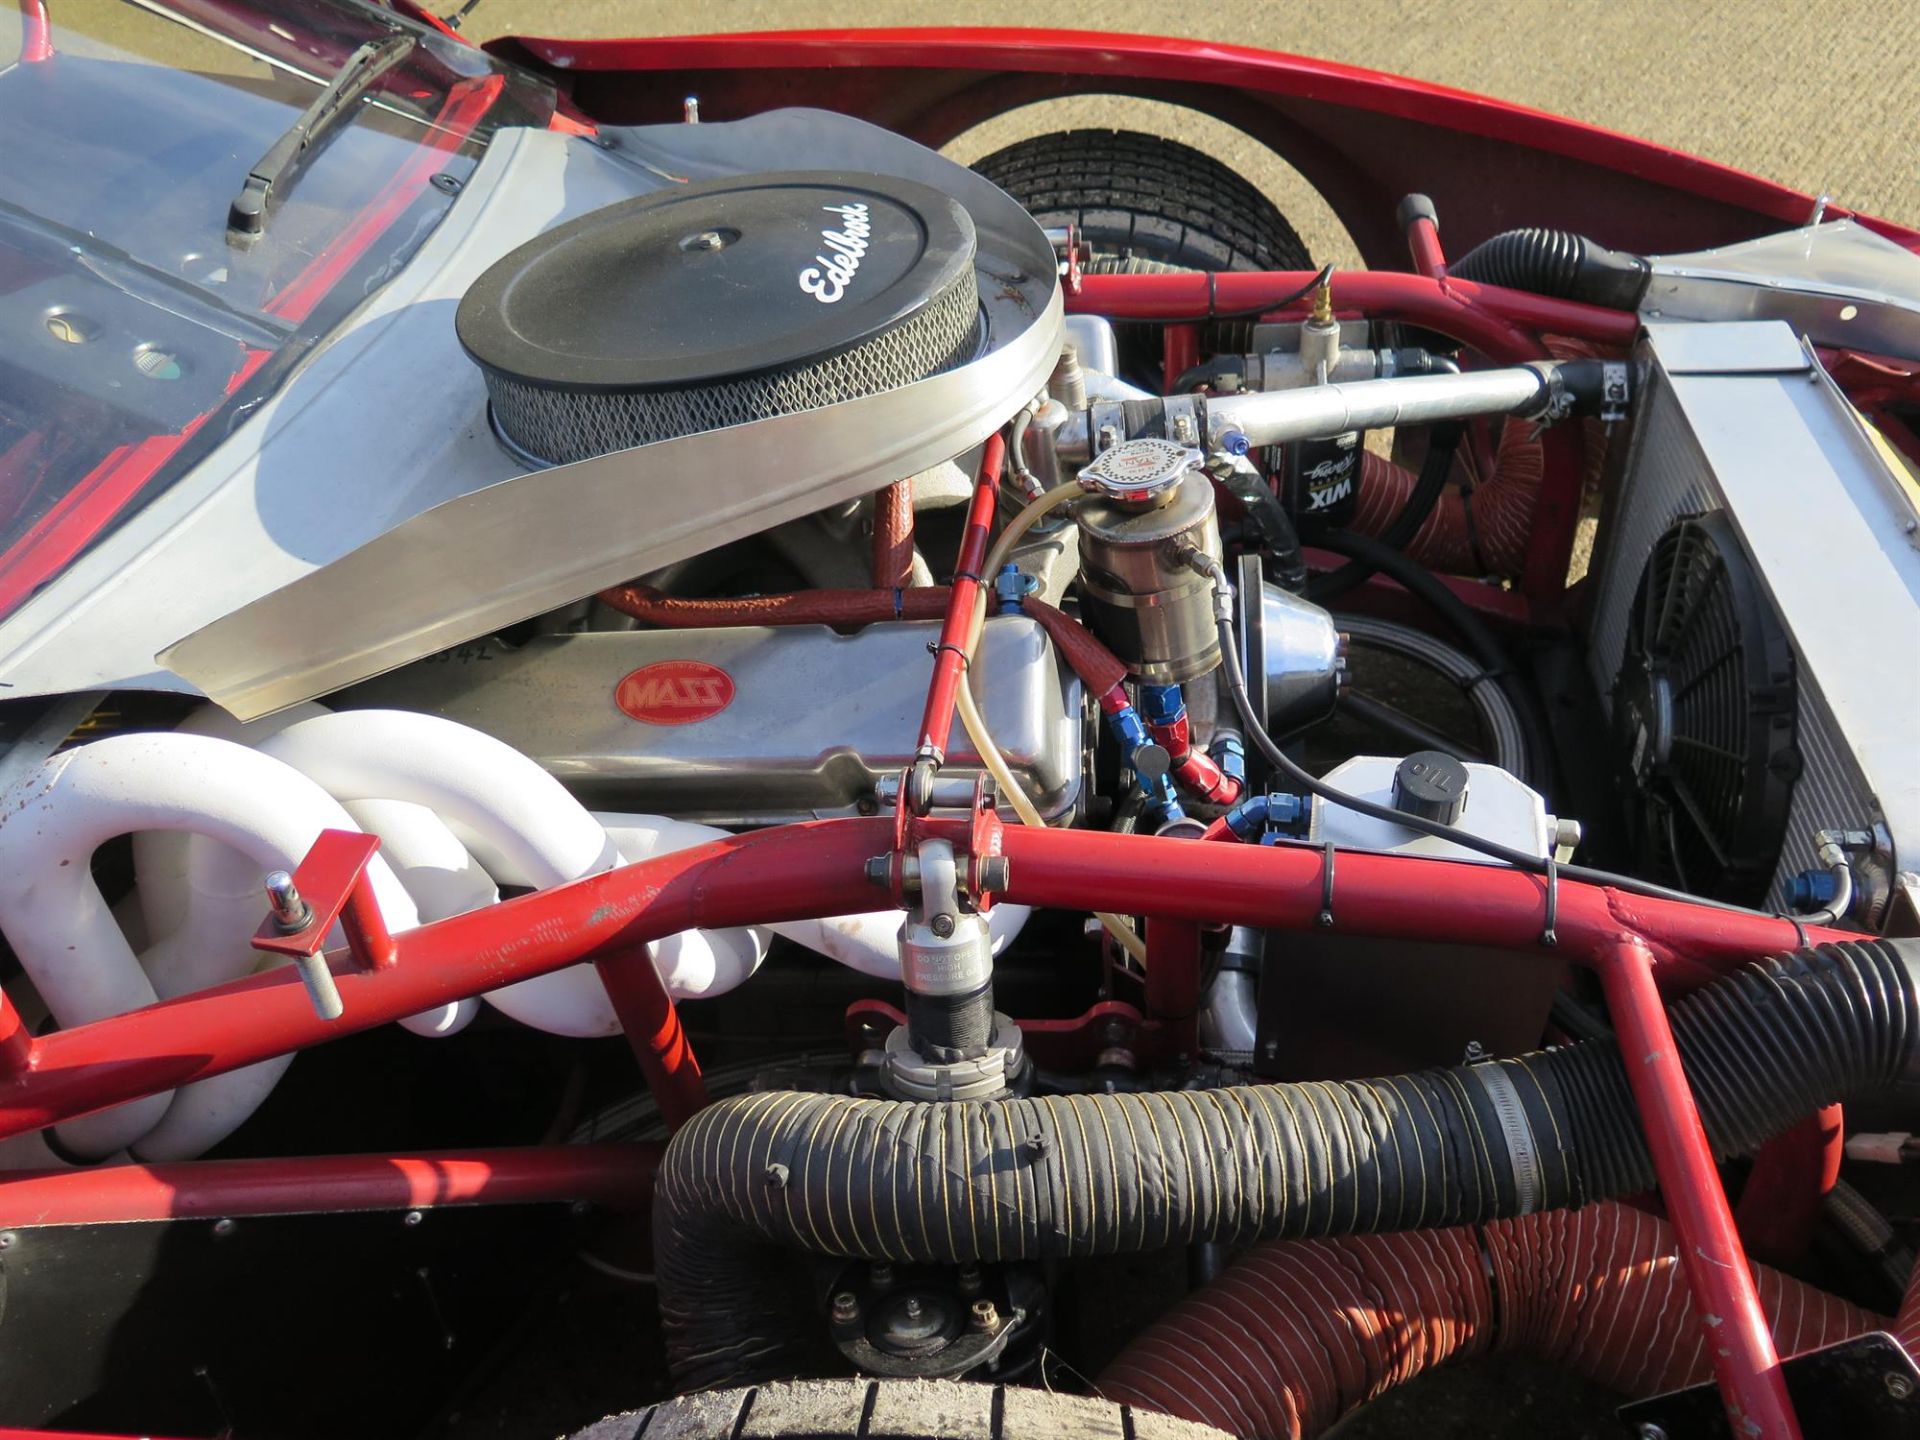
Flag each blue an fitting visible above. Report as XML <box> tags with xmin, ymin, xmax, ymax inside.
<box><xmin>1788</xmin><ymin>868</ymin><xmax>1839</xmax><ymax>911</ymax></box>
<box><xmin>1210</xmin><ymin>733</ymin><xmax>1247</xmax><ymax>789</ymax></box>
<box><xmin>1139</xmin><ymin>682</ymin><xmax>1185</xmax><ymax>728</ymax></box>
<box><xmin>1102</xmin><ymin>700</ymin><xmax>1183</xmax><ymax>823</ymax></box>
<box><xmin>994</xmin><ymin>563</ymin><xmax>1039</xmax><ymax>615</ymax></box>
<box><xmin>1221</xmin><ymin>791</ymin><xmax>1311</xmax><ymax>842</ymax></box>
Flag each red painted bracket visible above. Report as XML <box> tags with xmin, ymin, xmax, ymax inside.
<box><xmin>251</xmin><ymin>829</ymin><xmax>395</xmax><ymax>973</ymax></box>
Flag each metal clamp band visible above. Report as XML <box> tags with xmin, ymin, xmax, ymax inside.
<box><xmin>1471</xmin><ymin>1063</ymin><xmax>1544</xmax><ymax>1215</ymax></box>
<box><xmin>1540</xmin><ymin>855</ymin><xmax>1559</xmax><ymax>947</ymax></box>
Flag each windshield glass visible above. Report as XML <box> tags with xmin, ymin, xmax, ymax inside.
<box><xmin>0</xmin><ymin>0</ymin><xmax>550</xmax><ymax>619</ymax></box>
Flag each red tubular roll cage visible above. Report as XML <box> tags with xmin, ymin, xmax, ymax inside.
<box><xmin>9</xmin><ymin>23</ymin><xmax>1912</xmax><ymax>1430</ymax></box>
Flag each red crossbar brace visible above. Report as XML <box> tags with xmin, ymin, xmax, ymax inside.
<box><xmin>1596</xmin><ymin>938</ymin><xmax>1802</xmax><ymax>1440</ymax></box>
<box><xmin>0</xmin><ymin>1143</ymin><xmax>661</xmax><ymax>1226</ymax></box>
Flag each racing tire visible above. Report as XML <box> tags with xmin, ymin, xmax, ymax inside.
<box><xmin>569</xmin><ymin>1379</ymin><xmax>1230</xmax><ymax>1440</ymax></box>
<box><xmin>971</xmin><ymin>128</ymin><xmax>1311</xmax><ymax>272</ymax></box>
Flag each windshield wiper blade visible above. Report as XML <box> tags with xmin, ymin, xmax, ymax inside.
<box><xmin>227</xmin><ymin>33</ymin><xmax>417</xmax><ymax>239</ymax></box>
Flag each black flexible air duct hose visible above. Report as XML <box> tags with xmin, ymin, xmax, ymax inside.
<box><xmin>655</xmin><ymin>939</ymin><xmax>1920</xmax><ymax>1390</ymax></box>
<box><xmin>1449</xmin><ymin>228</ymin><xmax>1651</xmax><ymax>311</ymax></box>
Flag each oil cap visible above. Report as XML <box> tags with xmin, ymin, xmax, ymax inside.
<box><xmin>1392</xmin><ymin>751</ymin><xmax>1470</xmax><ymax>825</ymax></box>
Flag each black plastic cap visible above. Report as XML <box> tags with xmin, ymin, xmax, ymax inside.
<box><xmin>1393</xmin><ymin>751</ymin><xmax>1470</xmax><ymax>825</ymax></box>
<box><xmin>1396</xmin><ymin>194</ymin><xmax>1439</xmax><ymax>234</ymax></box>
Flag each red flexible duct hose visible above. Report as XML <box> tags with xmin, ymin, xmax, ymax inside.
<box><xmin>1099</xmin><ymin>1201</ymin><xmax>1894</xmax><ymax>1440</ymax></box>
<box><xmin>871</xmin><ymin>479</ymin><xmax>916</xmax><ymax>589</ymax></box>
<box><xmin>1349</xmin><ymin>337</ymin><xmax>1610</xmax><ymax>577</ymax></box>
<box><xmin>1351</xmin><ymin>426</ymin><xmax>1542</xmax><ymax>576</ymax></box>
<box><xmin>597</xmin><ymin>584</ymin><xmax>1132</xmax><ymax>698</ymax></box>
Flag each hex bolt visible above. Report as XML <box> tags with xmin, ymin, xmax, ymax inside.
<box><xmin>902</xmin><ymin>1296</ymin><xmax>924</xmax><ymax>1321</ymax></box>
<box><xmin>292</xmin><ymin>955</ymin><xmax>344</xmax><ymax>1022</ymax></box>
<box><xmin>869</xmin><ymin>1262</ymin><xmax>895</xmax><ymax>1289</ymax></box>
<box><xmin>264</xmin><ymin>870</ymin><xmax>343</xmax><ymax>1021</ymax></box>
<box><xmin>957</xmin><ymin>1264</ymin><xmax>984</xmax><ymax>1297</ymax></box>
<box><xmin>969</xmin><ymin>1299</ymin><xmax>1000</xmax><ymax>1332</ymax></box>
<box><xmin>830</xmin><ymin>1291</ymin><xmax>861</xmax><ymax>1325</ymax></box>
<box><xmin>864</xmin><ymin>856</ymin><xmax>891</xmax><ymax>886</ymax></box>
<box><xmin>978</xmin><ymin>856</ymin><xmax>1011</xmax><ymax>892</ymax></box>
<box><xmin>1887</xmin><ymin>1371</ymin><xmax>1916</xmax><ymax>1400</ymax></box>
<box><xmin>264</xmin><ymin>871</ymin><xmax>311</xmax><ymax>932</ymax></box>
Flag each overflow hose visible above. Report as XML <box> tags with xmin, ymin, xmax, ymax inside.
<box><xmin>654</xmin><ymin>938</ymin><xmax>1920</xmax><ymax>1390</ymax></box>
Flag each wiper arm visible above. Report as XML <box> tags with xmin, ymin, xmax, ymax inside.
<box><xmin>227</xmin><ymin>33</ymin><xmax>418</xmax><ymax>239</ymax></box>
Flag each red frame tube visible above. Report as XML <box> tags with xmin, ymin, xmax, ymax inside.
<box><xmin>0</xmin><ymin>1144</ymin><xmax>660</xmax><ymax>1226</ymax></box>
<box><xmin>1595</xmin><ymin>939</ymin><xmax>1801</xmax><ymax>1440</ymax></box>
<box><xmin>0</xmin><ymin>988</ymin><xmax>33</xmax><ymax>1081</ymax></box>
<box><xmin>1737</xmin><ymin>1106</ymin><xmax>1844</xmax><ymax>1266</ymax></box>
<box><xmin>1161</xmin><ymin>323</ymin><xmax>1200</xmax><ymax>393</ymax></box>
<box><xmin>594</xmin><ymin>947</ymin><xmax>709</xmax><ymax>1131</ymax></box>
<box><xmin>342</xmin><ymin>870</ymin><xmax>398</xmax><ymax>971</ymax></box>
<box><xmin>1406</xmin><ymin>214</ymin><xmax>1448</xmax><ymax>279</ymax></box>
<box><xmin>914</xmin><ymin>433</ymin><xmax>1005</xmax><ymax>764</ymax></box>
<box><xmin>0</xmin><ymin>819</ymin><xmax>1845</xmax><ymax>1145</ymax></box>
<box><xmin>1143</xmin><ymin>919</ymin><xmax>1203</xmax><ymax>1055</ymax></box>
<box><xmin>0</xmin><ymin>819</ymin><xmax>1854</xmax><ymax>1440</ymax></box>
<box><xmin>16</xmin><ymin>0</ymin><xmax>51</xmax><ymax>64</ymax></box>
<box><xmin>0</xmin><ymin>820</ymin><xmax>883</xmax><ymax>1143</ymax></box>
<box><xmin>1071</xmin><ymin>269</ymin><xmax>1638</xmax><ymax>358</ymax></box>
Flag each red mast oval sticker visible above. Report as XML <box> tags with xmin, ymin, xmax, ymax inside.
<box><xmin>615</xmin><ymin>660</ymin><xmax>735</xmax><ymax>725</ymax></box>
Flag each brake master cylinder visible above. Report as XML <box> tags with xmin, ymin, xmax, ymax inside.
<box><xmin>1074</xmin><ymin>438</ymin><xmax>1226</xmax><ymax>682</ymax></box>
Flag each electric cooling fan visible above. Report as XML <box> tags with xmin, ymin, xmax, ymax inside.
<box><xmin>1612</xmin><ymin>511</ymin><xmax>1800</xmax><ymax>903</ymax></box>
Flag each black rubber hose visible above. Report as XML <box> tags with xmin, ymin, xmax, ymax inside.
<box><xmin>654</xmin><ymin>940</ymin><xmax>1920</xmax><ymax>1390</ymax></box>
<box><xmin>1306</xmin><ymin>424</ymin><xmax>1463</xmax><ymax>604</ymax></box>
<box><xmin>1449</xmin><ymin>228</ymin><xmax>1651</xmax><ymax>311</ymax></box>
<box><xmin>1305</xmin><ymin>527</ymin><xmax>1551</xmax><ymax>773</ymax></box>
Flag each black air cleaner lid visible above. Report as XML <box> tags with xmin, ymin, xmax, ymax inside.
<box><xmin>457</xmin><ymin>171</ymin><xmax>978</xmax><ymax>395</ymax></box>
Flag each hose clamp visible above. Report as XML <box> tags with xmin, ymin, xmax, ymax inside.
<box><xmin>1471</xmin><ymin>1062</ymin><xmax>1544</xmax><ymax>1215</ymax></box>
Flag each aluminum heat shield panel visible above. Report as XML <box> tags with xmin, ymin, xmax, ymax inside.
<box><xmin>159</xmin><ymin>109</ymin><xmax>1062</xmax><ymax>718</ymax></box>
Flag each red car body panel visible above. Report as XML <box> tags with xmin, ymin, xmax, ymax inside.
<box><xmin>481</xmin><ymin>27</ymin><xmax>1919</xmax><ymax>267</ymax></box>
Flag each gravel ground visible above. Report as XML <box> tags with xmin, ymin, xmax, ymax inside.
<box><xmin>468</xmin><ymin>0</ymin><xmax>1920</xmax><ymax>268</ymax></box>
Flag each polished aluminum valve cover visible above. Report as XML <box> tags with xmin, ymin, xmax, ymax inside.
<box><xmin>342</xmin><ymin>616</ymin><xmax>1084</xmax><ymax>827</ymax></box>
